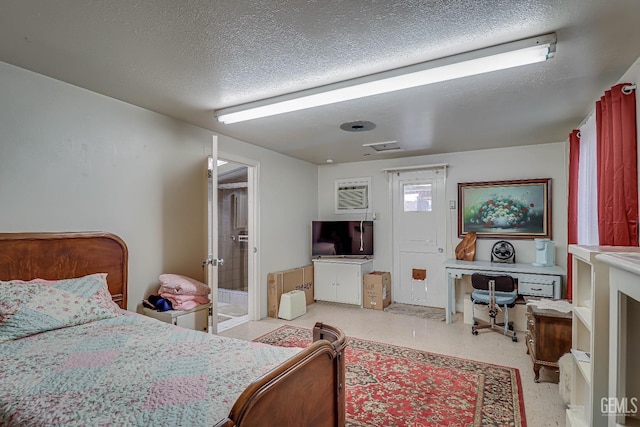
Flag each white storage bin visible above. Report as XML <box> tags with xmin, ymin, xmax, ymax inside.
<box><xmin>142</xmin><ymin>303</ymin><xmax>210</xmax><ymax>332</ymax></box>
<box><xmin>278</xmin><ymin>290</ymin><xmax>307</xmax><ymax>320</ymax></box>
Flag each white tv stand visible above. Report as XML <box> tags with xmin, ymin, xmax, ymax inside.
<box><xmin>313</xmin><ymin>258</ymin><xmax>373</xmax><ymax>306</ymax></box>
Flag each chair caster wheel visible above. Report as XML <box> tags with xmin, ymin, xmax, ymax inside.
<box><xmin>472</xmin><ymin>330</ymin><xmax>478</xmax><ymax>336</ymax></box>
<box><xmin>512</xmin><ymin>336</ymin><xmax>518</xmax><ymax>342</ymax></box>
<box><xmin>508</xmin><ymin>324</ymin><xmax>514</xmax><ymax>331</ymax></box>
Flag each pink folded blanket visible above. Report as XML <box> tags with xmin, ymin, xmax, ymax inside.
<box><xmin>158</xmin><ymin>284</ymin><xmax>211</xmax><ymax>296</ymax></box>
<box><xmin>160</xmin><ymin>293</ymin><xmax>210</xmax><ymax>311</ymax></box>
<box><xmin>159</xmin><ymin>274</ymin><xmax>211</xmax><ymax>296</ymax></box>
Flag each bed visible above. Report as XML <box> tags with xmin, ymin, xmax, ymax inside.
<box><xmin>0</xmin><ymin>232</ymin><xmax>346</xmax><ymax>427</ymax></box>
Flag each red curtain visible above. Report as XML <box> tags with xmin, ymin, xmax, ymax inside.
<box><xmin>566</xmin><ymin>130</ymin><xmax>580</xmax><ymax>301</ymax></box>
<box><xmin>596</xmin><ymin>83</ymin><xmax>639</xmax><ymax>246</ymax></box>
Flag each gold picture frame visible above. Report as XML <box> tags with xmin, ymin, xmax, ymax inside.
<box><xmin>458</xmin><ymin>178</ymin><xmax>551</xmax><ymax>239</ymax></box>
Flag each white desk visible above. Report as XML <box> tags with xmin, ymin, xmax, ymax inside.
<box><xmin>444</xmin><ymin>259</ymin><xmax>565</xmax><ymax>324</ymax></box>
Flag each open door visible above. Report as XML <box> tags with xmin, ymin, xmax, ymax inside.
<box><xmin>206</xmin><ymin>136</ymin><xmax>220</xmax><ymax>334</ymax></box>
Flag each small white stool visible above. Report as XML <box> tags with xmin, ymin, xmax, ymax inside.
<box><xmin>278</xmin><ymin>290</ymin><xmax>307</xmax><ymax>320</ymax></box>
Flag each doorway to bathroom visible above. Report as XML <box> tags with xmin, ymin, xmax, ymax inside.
<box><xmin>216</xmin><ymin>159</ymin><xmax>250</xmax><ymax>331</ymax></box>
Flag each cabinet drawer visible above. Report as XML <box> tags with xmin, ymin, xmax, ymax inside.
<box><xmin>519</xmin><ymin>281</ymin><xmax>554</xmax><ymax>297</ymax></box>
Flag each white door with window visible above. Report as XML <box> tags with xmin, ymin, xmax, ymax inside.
<box><xmin>391</xmin><ymin>168</ymin><xmax>446</xmax><ymax>307</ymax></box>
<box><xmin>208</xmin><ymin>148</ymin><xmax>259</xmax><ymax>331</ymax></box>
<box><xmin>205</xmin><ymin>136</ymin><xmax>220</xmax><ymax>334</ymax></box>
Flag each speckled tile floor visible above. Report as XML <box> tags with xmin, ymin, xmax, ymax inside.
<box><xmin>220</xmin><ymin>301</ymin><xmax>566</xmax><ymax>427</ymax></box>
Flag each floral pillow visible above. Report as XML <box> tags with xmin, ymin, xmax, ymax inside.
<box><xmin>0</xmin><ymin>273</ymin><xmax>121</xmax><ymax>342</ymax></box>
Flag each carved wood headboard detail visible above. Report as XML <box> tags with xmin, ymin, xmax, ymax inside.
<box><xmin>0</xmin><ymin>232</ymin><xmax>128</xmax><ymax>309</ymax></box>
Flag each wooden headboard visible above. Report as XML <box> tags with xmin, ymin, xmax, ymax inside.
<box><xmin>0</xmin><ymin>232</ymin><xmax>128</xmax><ymax>309</ymax></box>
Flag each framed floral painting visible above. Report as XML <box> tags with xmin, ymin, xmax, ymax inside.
<box><xmin>458</xmin><ymin>178</ymin><xmax>551</xmax><ymax>239</ymax></box>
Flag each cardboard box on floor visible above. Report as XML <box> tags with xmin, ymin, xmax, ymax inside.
<box><xmin>363</xmin><ymin>271</ymin><xmax>392</xmax><ymax>310</ymax></box>
<box><xmin>267</xmin><ymin>265</ymin><xmax>314</xmax><ymax>318</ymax></box>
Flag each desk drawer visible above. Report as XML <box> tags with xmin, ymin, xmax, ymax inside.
<box><xmin>519</xmin><ymin>281</ymin><xmax>554</xmax><ymax>297</ymax></box>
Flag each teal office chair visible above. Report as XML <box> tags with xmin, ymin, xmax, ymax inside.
<box><xmin>470</xmin><ymin>273</ymin><xmax>518</xmax><ymax>342</ymax></box>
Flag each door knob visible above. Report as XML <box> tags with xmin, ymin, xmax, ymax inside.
<box><xmin>203</xmin><ymin>258</ymin><xmax>225</xmax><ymax>267</ymax></box>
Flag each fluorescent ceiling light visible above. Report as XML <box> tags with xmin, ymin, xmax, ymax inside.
<box><xmin>215</xmin><ymin>33</ymin><xmax>556</xmax><ymax>124</ymax></box>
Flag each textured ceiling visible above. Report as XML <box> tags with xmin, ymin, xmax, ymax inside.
<box><xmin>1</xmin><ymin>0</ymin><xmax>639</xmax><ymax>164</ymax></box>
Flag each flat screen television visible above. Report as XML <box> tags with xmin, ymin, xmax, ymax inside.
<box><xmin>312</xmin><ymin>220</ymin><xmax>373</xmax><ymax>258</ymax></box>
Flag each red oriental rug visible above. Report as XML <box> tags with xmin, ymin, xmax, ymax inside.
<box><xmin>254</xmin><ymin>325</ymin><xmax>526</xmax><ymax>427</ymax></box>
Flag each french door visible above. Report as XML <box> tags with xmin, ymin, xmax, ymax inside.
<box><xmin>206</xmin><ymin>136</ymin><xmax>220</xmax><ymax>333</ymax></box>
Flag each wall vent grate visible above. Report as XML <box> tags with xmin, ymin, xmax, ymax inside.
<box><xmin>362</xmin><ymin>140</ymin><xmax>404</xmax><ymax>153</ymax></box>
<box><xmin>335</xmin><ymin>177</ymin><xmax>371</xmax><ymax>214</ymax></box>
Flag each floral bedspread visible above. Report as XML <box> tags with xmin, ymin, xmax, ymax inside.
<box><xmin>0</xmin><ymin>314</ymin><xmax>301</xmax><ymax>426</ymax></box>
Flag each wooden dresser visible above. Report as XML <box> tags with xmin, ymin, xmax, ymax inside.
<box><xmin>525</xmin><ymin>298</ymin><xmax>572</xmax><ymax>382</ymax></box>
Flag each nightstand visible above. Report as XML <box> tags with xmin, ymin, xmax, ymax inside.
<box><xmin>142</xmin><ymin>303</ymin><xmax>210</xmax><ymax>332</ymax></box>
<box><xmin>525</xmin><ymin>298</ymin><xmax>572</xmax><ymax>382</ymax></box>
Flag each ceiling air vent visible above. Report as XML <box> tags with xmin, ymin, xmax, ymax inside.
<box><xmin>335</xmin><ymin>178</ymin><xmax>371</xmax><ymax>214</ymax></box>
<box><xmin>363</xmin><ymin>140</ymin><xmax>404</xmax><ymax>153</ymax></box>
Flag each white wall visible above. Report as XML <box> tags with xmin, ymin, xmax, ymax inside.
<box><xmin>617</xmin><ymin>56</ymin><xmax>640</xmax><ymax>195</ymax></box>
<box><xmin>618</xmin><ymin>56</ymin><xmax>640</xmax><ymax>121</ymax></box>
<box><xmin>318</xmin><ymin>142</ymin><xmax>569</xmax><ymax>294</ymax></box>
<box><xmin>0</xmin><ymin>61</ymin><xmax>317</xmax><ymax>318</ymax></box>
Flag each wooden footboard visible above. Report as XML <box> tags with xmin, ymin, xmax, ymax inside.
<box><xmin>214</xmin><ymin>322</ymin><xmax>347</xmax><ymax>427</ymax></box>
